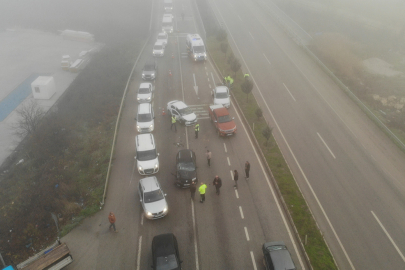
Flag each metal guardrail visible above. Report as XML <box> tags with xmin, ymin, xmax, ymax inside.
<box><xmin>259</xmin><ymin>0</ymin><xmax>405</xmax><ymax>152</ymax></box>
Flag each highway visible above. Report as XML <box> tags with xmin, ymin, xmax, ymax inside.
<box><xmin>63</xmin><ymin>0</ymin><xmax>307</xmax><ymax>269</ymax></box>
<box><xmin>207</xmin><ymin>0</ymin><xmax>405</xmax><ymax>269</ymax></box>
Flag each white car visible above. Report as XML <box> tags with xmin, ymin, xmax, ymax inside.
<box><xmin>212</xmin><ymin>86</ymin><xmax>230</xmax><ymax>108</ymax></box>
<box><xmin>167</xmin><ymin>100</ymin><xmax>197</xmax><ymax>126</ymax></box>
<box><xmin>137</xmin><ymin>82</ymin><xmax>154</xmax><ymax>103</ymax></box>
<box><xmin>153</xmin><ymin>41</ymin><xmax>165</xmax><ymax>57</ymax></box>
<box><xmin>136</xmin><ymin>103</ymin><xmax>154</xmax><ymax>133</ymax></box>
<box><xmin>135</xmin><ymin>133</ymin><xmax>159</xmax><ymax>175</ymax></box>
<box><xmin>138</xmin><ymin>176</ymin><xmax>168</xmax><ymax>219</ymax></box>
<box><xmin>157</xmin><ymin>32</ymin><xmax>168</xmax><ymax>46</ymax></box>
<box><xmin>163</xmin><ymin>13</ymin><xmax>174</xmax><ymax>20</ymax></box>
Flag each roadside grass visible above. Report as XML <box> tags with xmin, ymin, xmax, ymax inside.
<box><xmin>207</xmin><ymin>36</ymin><xmax>337</xmax><ymax>270</ymax></box>
<box><xmin>0</xmin><ymin>42</ymin><xmax>141</xmax><ymax>262</ymax></box>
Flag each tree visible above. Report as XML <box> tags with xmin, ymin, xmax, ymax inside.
<box><xmin>13</xmin><ymin>99</ymin><xmax>45</xmax><ymax>138</ymax></box>
<box><xmin>241</xmin><ymin>78</ymin><xmax>254</xmax><ymax>102</ymax></box>
<box><xmin>227</xmin><ymin>52</ymin><xmax>234</xmax><ymax>65</ymax></box>
<box><xmin>255</xmin><ymin>108</ymin><xmax>263</xmax><ymax>119</ymax></box>
<box><xmin>216</xmin><ymin>28</ymin><xmax>227</xmax><ymax>42</ymax></box>
<box><xmin>230</xmin><ymin>58</ymin><xmax>241</xmax><ymax>76</ymax></box>
<box><xmin>220</xmin><ymin>43</ymin><xmax>228</xmax><ymax>60</ymax></box>
<box><xmin>262</xmin><ymin>126</ymin><xmax>273</xmax><ymax>146</ymax></box>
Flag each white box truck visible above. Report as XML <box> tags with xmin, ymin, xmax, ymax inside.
<box><xmin>186</xmin><ymin>34</ymin><xmax>207</xmax><ymax>61</ymax></box>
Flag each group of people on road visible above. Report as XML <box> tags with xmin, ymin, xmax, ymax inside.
<box><xmin>188</xmin><ymin>153</ymin><xmax>251</xmax><ymax>203</ymax></box>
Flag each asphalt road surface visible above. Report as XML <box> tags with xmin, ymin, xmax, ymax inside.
<box><xmin>63</xmin><ymin>0</ymin><xmax>306</xmax><ymax>269</ymax></box>
<box><xmin>208</xmin><ymin>0</ymin><xmax>405</xmax><ymax>269</ymax></box>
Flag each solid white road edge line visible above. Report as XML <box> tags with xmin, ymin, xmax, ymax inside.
<box><xmin>136</xmin><ymin>236</ymin><xmax>142</xmax><ymax>270</ymax></box>
<box><xmin>244</xmin><ymin>227</ymin><xmax>250</xmax><ymax>241</ymax></box>
<box><xmin>283</xmin><ymin>83</ymin><xmax>296</xmax><ymax>102</ymax></box>
<box><xmin>191</xmin><ymin>199</ymin><xmax>200</xmax><ymax>270</ymax></box>
<box><xmin>250</xmin><ymin>251</ymin><xmax>258</xmax><ymax>270</ymax></box>
<box><xmin>208</xmin><ymin>55</ymin><xmax>306</xmax><ymax>269</ymax></box>
<box><xmin>238</xmin><ymin>15</ymin><xmax>242</xmax><ymax>21</ymax></box>
<box><xmin>317</xmin><ymin>132</ymin><xmax>336</xmax><ymax>159</ymax></box>
<box><xmin>371</xmin><ymin>211</ymin><xmax>405</xmax><ymax>263</ymax></box>
<box><xmin>211</xmin><ymin>72</ymin><xmax>216</xmax><ymax>86</ymax></box>
<box><xmin>239</xmin><ymin>206</ymin><xmax>244</xmax><ymax>219</ymax></box>
<box><xmin>249</xmin><ymin>31</ymin><xmax>255</xmax><ymax>40</ymax></box>
<box><xmin>211</xmin><ymin>2</ymin><xmax>353</xmax><ymax>267</ymax></box>
<box><xmin>227</xmin><ymin>157</ymin><xmax>231</xmax><ymax>166</ymax></box>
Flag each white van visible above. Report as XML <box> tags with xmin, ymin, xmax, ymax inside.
<box><xmin>162</xmin><ymin>16</ymin><xmax>173</xmax><ymax>33</ymax></box>
<box><xmin>186</xmin><ymin>34</ymin><xmax>207</xmax><ymax>61</ymax></box>
<box><xmin>164</xmin><ymin>0</ymin><xmax>173</xmax><ymax>12</ymax></box>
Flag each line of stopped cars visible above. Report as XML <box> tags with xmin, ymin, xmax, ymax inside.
<box><xmin>135</xmin><ymin>2</ymin><xmax>295</xmax><ymax>268</ymax></box>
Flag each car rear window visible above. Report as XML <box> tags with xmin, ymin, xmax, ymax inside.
<box><xmin>156</xmin><ymin>254</ymin><xmax>178</xmax><ymax>270</ymax></box>
<box><xmin>139</xmin><ymin>88</ymin><xmax>151</xmax><ymax>94</ymax></box>
<box><xmin>138</xmin><ymin>113</ymin><xmax>152</xmax><ymax>122</ymax></box>
<box><xmin>218</xmin><ymin>115</ymin><xmax>231</xmax><ymax>123</ymax></box>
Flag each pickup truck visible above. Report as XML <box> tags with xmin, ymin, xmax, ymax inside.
<box><xmin>16</xmin><ymin>240</ymin><xmax>73</xmax><ymax>270</ymax></box>
<box><xmin>209</xmin><ymin>104</ymin><xmax>237</xmax><ymax>136</ymax></box>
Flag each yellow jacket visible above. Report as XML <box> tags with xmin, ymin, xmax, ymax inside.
<box><xmin>199</xmin><ymin>184</ymin><xmax>207</xmax><ymax>194</ymax></box>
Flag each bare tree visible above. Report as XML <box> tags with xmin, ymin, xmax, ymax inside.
<box><xmin>262</xmin><ymin>126</ymin><xmax>273</xmax><ymax>146</ymax></box>
<box><xmin>220</xmin><ymin>43</ymin><xmax>228</xmax><ymax>60</ymax></box>
<box><xmin>13</xmin><ymin>99</ymin><xmax>45</xmax><ymax>138</ymax></box>
<box><xmin>230</xmin><ymin>58</ymin><xmax>241</xmax><ymax>76</ymax></box>
<box><xmin>241</xmin><ymin>78</ymin><xmax>254</xmax><ymax>102</ymax></box>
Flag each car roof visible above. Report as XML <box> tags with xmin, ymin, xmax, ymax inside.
<box><xmin>138</xmin><ymin>103</ymin><xmax>151</xmax><ymax>113</ymax></box>
<box><xmin>215</xmin><ymin>86</ymin><xmax>229</xmax><ymax>93</ymax></box>
<box><xmin>263</xmin><ymin>242</ymin><xmax>296</xmax><ymax>270</ymax></box>
<box><xmin>158</xmin><ymin>32</ymin><xmax>167</xmax><ymax>36</ymax></box>
<box><xmin>169</xmin><ymin>100</ymin><xmax>187</xmax><ymax>109</ymax></box>
<box><xmin>154</xmin><ymin>41</ymin><xmax>164</xmax><ymax>46</ymax></box>
<box><xmin>177</xmin><ymin>149</ymin><xmax>194</xmax><ymax>163</ymax></box>
<box><xmin>136</xmin><ymin>134</ymin><xmax>155</xmax><ymax>151</ymax></box>
<box><xmin>140</xmin><ymin>176</ymin><xmax>160</xmax><ymax>192</ymax></box>
<box><xmin>153</xmin><ymin>233</ymin><xmax>177</xmax><ymax>256</ymax></box>
<box><xmin>139</xmin><ymin>83</ymin><xmax>152</xmax><ymax>88</ymax></box>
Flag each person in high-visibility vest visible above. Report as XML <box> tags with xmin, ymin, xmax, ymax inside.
<box><xmin>244</xmin><ymin>73</ymin><xmax>250</xmax><ymax>79</ymax></box>
<box><xmin>229</xmin><ymin>76</ymin><xmax>234</xmax><ymax>87</ymax></box>
<box><xmin>194</xmin><ymin>123</ymin><xmax>200</xmax><ymax>139</ymax></box>
<box><xmin>171</xmin><ymin>115</ymin><xmax>177</xmax><ymax>132</ymax></box>
<box><xmin>199</xmin><ymin>182</ymin><xmax>207</xmax><ymax>203</ymax></box>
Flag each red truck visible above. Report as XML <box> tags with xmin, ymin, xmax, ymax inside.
<box><xmin>209</xmin><ymin>104</ymin><xmax>237</xmax><ymax>136</ymax></box>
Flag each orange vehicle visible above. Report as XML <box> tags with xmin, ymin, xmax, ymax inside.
<box><xmin>209</xmin><ymin>104</ymin><xmax>237</xmax><ymax>136</ymax></box>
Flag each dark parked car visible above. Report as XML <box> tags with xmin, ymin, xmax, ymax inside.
<box><xmin>176</xmin><ymin>149</ymin><xmax>197</xmax><ymax>188</ymax></box>
<box><xmin>262</xmin><ymin>241</ymin><xmax>296</xmax><ymax>270</ymax></box>
<box><xmin>152</xmin><ymin>233</ymin><xmax>182</xmax><ymax>270</ymax></box>
<box><xmin>142</xmin><ymin>60</ymin><xmax>157</xmax><ymax>81</ymax></box>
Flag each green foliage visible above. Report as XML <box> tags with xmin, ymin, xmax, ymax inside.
<box><xmin>262</xmin><ymin>126</ymin><xmax>273</xmax><ymax>146</ymax></box>
<box><xmin>241</xmin><ymin>78</ymin><xmax>254</xmax><ymax>102</ymax></box>
<box><xmin>220</xmin><ymin>42</ymin><xmax>228</xmax><ymax>60</ymax></box>
<box><xmin>255</xmin><ymin>108</ymin><xmax>263</xmax><ymax>119</ymax></box>
<box><xmin>230</xmin><ymin>57</ymin><xmax>241</xmax><ymax>76</ymax></box>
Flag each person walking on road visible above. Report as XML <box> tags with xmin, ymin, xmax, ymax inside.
<box><xmin>233</xmin><ymin>170</ymin><xmax>239</xmax><ymax>189</ymax></box>
<box><xmin>195</xmin><ymin>123</ymin><xmax>200</xmax><ymax>139</ymax></box>
<box><xmin>206</xmin><ymin>150</ymin><xmax>211</xmax><ymax>167</ymax></box>
<box><xmin>190</xmin><ymin>182</ymin><xmax>196</xmax><ymax>200</ymax></box>
<box><xmin>108</xmin><ymin>212</ymin><xmax>118</xmax><ymax>233</ymax></box>
<box><xmin>213</xmin><ymin>175</ymin><xmax>222</xmax><ymax>195</ymax></box>
<box><xmin>171</xmin><ymin>115</ymin><xmax>177</xmax><ymax>132</ymax></box>
<box><xmin>245</xmin><ymin>161</ymin><xmax>250</xmax><ymax>180</ymax></box>
<box><xmin>199</xmin><ymin>182</ymin><xmax>207</xmax><ymax>203</ymax></box>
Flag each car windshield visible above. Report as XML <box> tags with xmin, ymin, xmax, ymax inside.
<box><xmin>179</xmin><ymin>161</ymin><xmax>195</xmax><ymax>171</ymax></box>
<box><xmin>154</xmin><ymin>45</ymin><xmax>163</xmax><ymax>50</ymax></box>
<box><xmin>156</xmin><ymin>254</ymin><xmax>178</xmax><ymax>270</ymax></box>
<box><xmin>158</xmin><ymin>35</ymin><xmax>166</xmax><ymax>40</ymax></box>
<box><xmin>267</xmin><ymin>245</ymin><xmax>286</xmax><ymax>251</ymax></box>
<box><xmin>144</xmin><ymin>189</ymin><xmax>164</xmax><ymax>203</ymax></box>
<box><xmin>138</xmin><ymin>113</ymin><xmax>152</xmax><ymax>122</ymax></box>
<box><xmin>215</xmin><ymin>92</ymin><xmax>228</xmax><ymax>99</ymax></box>
<box><xmin>139</xmin><ymin>88</ymin><xmax>150</xmax><ymax>94</ymax></box>
<box><xmin>144</xmin><ymin>64</ymin><xmax>155</xmax><ymax>71</ymax></box>
<box><xmin>163</xmin><ymin>22</ymin><xmax>172</xmax><ymax>27</ymax></box>
<box><xmin>137</xmin><ymin>149</ymin><xmax>157</xmax><ymax>161</ymax></box>
<box><xmin>218</xmin><ymin>115</ymin><xmax>232</xmax><ymax>123</ymax></box>
<box><xmin>193</xmin><ymin>45</ymin><xmax>205</xmax><ymax>53</ymax></box>
<box><xmin>179</xmin><ymin>107</ymin><xmax>193</xmax><ymax>115</ymax></box>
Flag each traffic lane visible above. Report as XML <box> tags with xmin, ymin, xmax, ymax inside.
<box><xmin>188</xmin><ymin>121</ymin><xmax>263</xmax><ymax>270</ymax></box>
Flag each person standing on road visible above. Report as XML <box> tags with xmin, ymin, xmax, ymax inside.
<box><xmin>108</xmin><ymin>212</ymin><xmax>118</xmax><ymax>233</ymax></box>
<box><xmin>213</xmin><ymin>175</ymin><xmax>222</xmax><ymax>195</ymax></box>
<box><xmin>195</xmin><ymin>123</ymin><xmax>200</xmax><ymax>139</ymax></box>
<box><xmin>171</xmin><ymin>115</ymin><xmax>177</xmax><ymax>132</ymax></box>
<box><xmin>199</xmin><ymin>182</ymin><xmax>207</xmax><ymax>203</ymax></box>
<box><xmin>190</xmin><ymin>182</ymin><xmax>196</xmax><ymax>200</ymax></box>
<box><xmin>244</xmin><ymin>73</ymin><xmax>250</xmax><ymax>79</ymax></box>
<box><xmin>245</xmin><ymin>161</ymin><xmax>250</xmax><ymax>180</ymax></box>
<box><xmin>233</xmin><ymin>170</ymin><xmax>239</xmax><ymax>189</ymax></box>
<box><xmin>206</xmin><ymin>150</ymin><xmax>211</xmax><ymax>167</ymax></box>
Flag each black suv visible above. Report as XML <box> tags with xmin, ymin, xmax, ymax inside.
<box><xmin>262</xmin><ymin>241</ymin><xmax>296</xmax><ymax>270</ymax></box>
<box><xmin>142</xmin><ymin>60</ymin><xmax>157</xmax><ymax>81</ymax></box>
<box><xmin>176</xmin><ymin>149</ymin><xmax>197</xmax><ymax>188</ymax></box>
<box><xmin>152</xmin><ymin>233</ymin><xmax>182</xmax><ymax>270</ymax></box>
